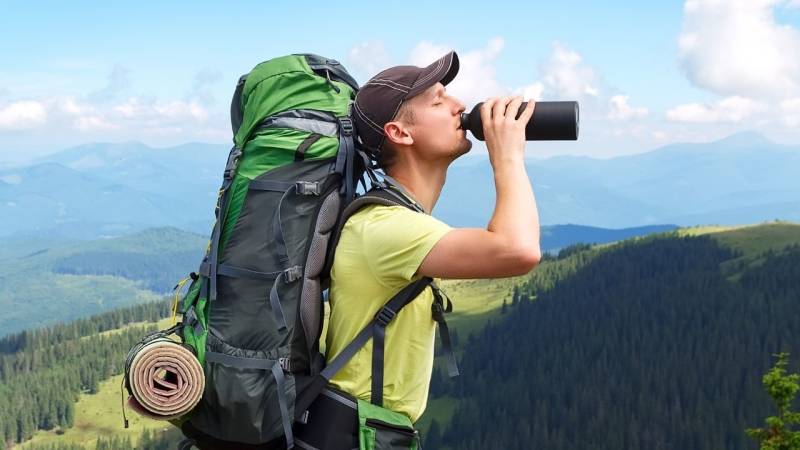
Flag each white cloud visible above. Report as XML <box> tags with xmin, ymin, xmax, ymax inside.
<box><xmin>652</xmin><ymin>131</ymin><xmax>668</xmax><ymax>141</ymax></box>
<box><xmin>113</xmin><ymin>97</ymin><xmax>146</xmax><ymax>118</ymax></box>
<box><xmin>612</xmin><ymin>124</ymin><xmax>648</xmax><ymax>137</ymax></box>
<box><xmin>58</xmin><ymin>97</ymin><xmax>93</xmax><ymax>116</ymax></box>
<box><xmin>348</xmin><ymin>38</ymin><xmax>600</xmax><ymax>109</ymax></box>
<box><xmin>539</xmin><ymin>42</ymin><xmax>600</xmax><ymax>99</ymax></box>
<box><xmin>410</xmin><ymin>38</ymin><xmax>508</xmax><ymax>107</ymax></box>
<box><xmin>608</xmin><ymin>95</ymin><xmax>649</xmax><ymax>120</ymax></box>
<box><xmin>678</xmin><ymin>0</ymin><xmax>800</xmax><ymax>99</ymax></box>
<box><xmin>113</xmin><ymin>97</ymin><xmax>208</xmax><ymax>122</ymax></box>
<box><xmin>666</xmin><ymin>96</ymin><xmax>766</xmax><ymax>122</ymax></box>
<box><xmin>0</xmin><ymin>100</ymin><xmax>47</xmax><ymax>130</ymax></box>
<box><xmin>515</xmin><ymin>82</ymin><xmax>545</xmax><ymax>102</ymax></box>
<box><xmin>780</xmin><ymin>97</ymin><xmax>800</xmax><ymax>126</ymax></box>
<box><xmin>73</xmin><ymin>115</ymin><xmax>118</xmax><ymax>131</ymax></box>
<box><xmin>347</xmin><ymin>41</ymin><xmax>392</xmax><ymax>80</ymax></box>
<box><xmin>154</xmin><ymin>100</ymin><xmax>208</xmax><ymax>121</ymax></box>
<box><xmin>407</xmin><ymin>41</ymin><xmax>458</xmax><ymax>67</ymax></box>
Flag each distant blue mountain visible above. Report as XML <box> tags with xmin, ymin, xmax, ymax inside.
<box><xmin>438</xmin><ymin>130</ymin><xmax>800</xmax><ymax>228</ymax></box>
<box><xmin>1</xmin><ymin>131</ymin><xmax>798</xmax><ymax>238</ymax></box>
<box><xmin>0</xmin><ymin>142</ymin><xmax>227</xmax><ymax>237</ymax></box>
<box><xmin>541</xmin><ymin>224</ymin><xmax>678</xmax><ymax>252</ymax></box>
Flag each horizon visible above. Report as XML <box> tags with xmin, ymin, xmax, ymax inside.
<box><xmin>0</xmin><ymin>128</ymin><xmax>792</xmax><ymax>168</ymax></box>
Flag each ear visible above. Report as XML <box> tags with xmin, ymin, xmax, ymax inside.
<box><xmin>383</xmin><ymin>120</ymin><xmax>414</xmax><ymax>147</ymax></box>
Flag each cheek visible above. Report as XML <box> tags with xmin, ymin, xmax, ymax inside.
<box><xmin>414</xmin><ymin>113</ymin><xmax>454</xmax><ymax>146</ymax></box>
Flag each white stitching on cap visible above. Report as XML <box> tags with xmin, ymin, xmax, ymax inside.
<box><xmin>372</xmin><ymin>78</ymin><xmax>411</xmax><ymax>89</ymax></box>
<box><xmin>387</xmin><ymin>100</ymin><xmax>405</xmax><ymax>127</ymax></box>
<box><xmin>367</xmin><ymin>81</ymin><xmax>409</xmax><ymax>93</ymax></box>
<box><xmin>353</xmin><ymin>101</ymin><xmax>384</xmax><ymax>133</ymax></box>
<box><xmin>415</xmin><ymin>57</ymin><xmax>444</xmax><ymax>87</ymax></box>
<box><xmin>371</xmin><ymin>78</ymin><xmax>411</xmax><ymax>90</ymax></box>
<box><xmin>354</xmin><ymin>104</ymin><xmax>383</xmax><ymax>133</ymax></box>
<box><xmin>413</xmin><ymin>57</ymin><xmax>445</xmax><ymax>88</ymax></box>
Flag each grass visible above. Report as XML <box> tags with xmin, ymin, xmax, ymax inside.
<box><xmin>709</xmin><ymin>221</ymin><xmax>800</xmax><ymax>255</ymax></box>
<box><xmin>708</xmin><ymin>221</ymin><xmax>800</xmax><ymax>281</ymax></box>
<box><xmin>436</xmin><ymin>275</ymin><xmax>528</xmax><ymax>339</ymax></box>
<box><xmin>414</xmin><ymin>395</ymin><xmax>459</xmax><ymax>435</ymax></box>
<box><xmin>15</xmin><ymin>374</ymin><xmax>174</xmax><ymax>450</ymax></box>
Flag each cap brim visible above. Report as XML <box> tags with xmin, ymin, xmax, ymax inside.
<box><xmin>408</xmin><ymin>51</ymin><xmax>459</xmax><ymax>97</ymax></box>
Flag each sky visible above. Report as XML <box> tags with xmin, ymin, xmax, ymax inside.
<box><xmin>1</xmin><ymin>0</ymin><xmax>800</xmax><ymax>164</ymax></box>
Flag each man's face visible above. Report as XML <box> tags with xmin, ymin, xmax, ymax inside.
<box><xmin>403</xmin><ymin>82</ymin><xmax>472</xmax><ymax>161</ymax></box>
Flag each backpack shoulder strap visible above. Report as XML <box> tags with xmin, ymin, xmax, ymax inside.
<box><xmin>295</xmin><ymin>183</ymin><xmax>460</xmax><ymax>417</ymax></box>
<box><xmin>322</xmin><ymin>185</ymin><xmax>422</xmax><ymax>280</ymax></box>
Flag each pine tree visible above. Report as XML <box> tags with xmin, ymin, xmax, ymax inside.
<box><xmin>746</xmin><ymin>352</ymin><xmax>800</xmax><ymax>450</ymax></box>
<box><xmin>425</xmin><ymin>419</ymin><xmax>442</xmax><ymax>449</ymax></box>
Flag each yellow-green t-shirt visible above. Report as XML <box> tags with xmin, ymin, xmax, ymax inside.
<box><xmin>325</xmin><ymin>201</ymin><xmax>452</xmax><ymax>423</ymax></box>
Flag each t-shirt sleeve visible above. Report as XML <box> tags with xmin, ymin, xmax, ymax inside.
<box><xmin>360</xmin><ymin>206</ymin><xmax>453</xmax><ymax>285</ymax></box>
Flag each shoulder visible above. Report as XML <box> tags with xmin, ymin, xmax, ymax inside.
<box><xmin>342</xmin><ymin>205</ymin><xmax>452</xmax><ymax>283</ymax></box>
<box><xmin>348</xmin><ymin>204</ymin><xmax>450</xmax><ymax>232</ymax></box>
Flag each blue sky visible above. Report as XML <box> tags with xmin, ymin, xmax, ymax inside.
<box><xmin>2</xmin><ymin>0</ymin><xmax>800</xmax><ymax>163</ymax></box>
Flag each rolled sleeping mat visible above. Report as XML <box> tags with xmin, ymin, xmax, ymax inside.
<box><xmin>126</xmin><ymin>338</ymin><xmax>205</xmax><ymax>420</ymax></box>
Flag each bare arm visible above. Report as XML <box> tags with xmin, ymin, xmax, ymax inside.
<box><xmin>418</xmin><ymin>96</ymin><xmax>541</xmax><ymax>279</ymax></box>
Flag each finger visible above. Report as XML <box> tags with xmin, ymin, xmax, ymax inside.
<box><xmin>480</xmin><ymin>98</ymin><xmax>496</xmax><ymax>125</ymax></box>
<box><xmin>493</xmin><ymin>96</ymin><xmax>512</xmax><ymax>121</ymax></box>
<box><xmin>506</xmin><ymin>96</ymin><xmax>524</xmax><ymax>122</ymax></box>
<box><xmin>519</xmin><ymin>99</ymin><xmax>536</xmax><ymax>122</ymax></box>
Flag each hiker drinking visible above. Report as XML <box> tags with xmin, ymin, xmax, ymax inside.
<box><xmin>293</xmin><ymin>50</ymin><xmax>542</xmax><ymax>449</ymax></box>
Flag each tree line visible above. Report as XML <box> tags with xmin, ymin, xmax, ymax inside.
<box><xmin>19</xmin><ymin>426</ymin><xmax>184</xmax><ymax>450</ymax></box>
<box><xmin>0</xmin><ymin>300</ymin><xmax>172</xmax><ymax>448</ymax></box>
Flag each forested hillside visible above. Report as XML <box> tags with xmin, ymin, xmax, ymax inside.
<box><xmin>2</xmin><ymin>223</ymin><xmax>798</xmax><ymax>449</ymax></box>
<box><xmin>427</xmin><ymin>230</ymin><xmax>800</xmax><ymax>450</ymax></box>
<box><xmin>0</xmin><ymin>227</ymin><xmax>205</xmax><ymax>337</ymax></box>
<box><xmin>0</xmin><ymin>301</ymin><xmax>170</xmax><ymax>448</ymax></box>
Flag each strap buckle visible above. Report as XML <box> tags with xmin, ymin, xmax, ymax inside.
<box><xmin>432</xmin><ymin>301</ymin><xmax>447</xmax><ymax>322</ymax></box>
<box><xmin>283</xmin><ymin>265</ymin><xmax>303</xmax><ymax>283</ymax></box>
<box><xmin>224</xmin><ymin>147</ymin><xmax>242</xmax><ymax>180</ymax></box>
<box><xmin>295</xmin><ymin>181</ymin><xmax>320</xmax><ymax>195</ymax></box>
<box><xmin>339</xmin><ymin>117</ymin><xmax>354</xmax><ymax>136</ymax></box>
<box><xmin>376</xmin><ymin>306</ymin><xmax>396</xmax><ymax>326</ymax></box>
<box><xmin>298</xmin><ymin>409</ymin><xmax>310</xmax><ymax>425</ymax></box>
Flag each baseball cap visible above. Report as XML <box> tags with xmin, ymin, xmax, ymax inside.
<box><xmin>352</xmin><ymin>51</ymin><xmax>460</xmax><ymax>154</ymax></box>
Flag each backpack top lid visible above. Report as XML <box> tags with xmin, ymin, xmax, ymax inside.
<box><xmin>233</xmin><ymin>54</ymin><xmax>359</xmax><ymax>149</ymax></box>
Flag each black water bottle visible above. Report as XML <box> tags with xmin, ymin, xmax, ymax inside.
<box><xmin>460</xmin><ymin>101</ymin><xmax>579</xmax><ymax>141</ymax></box>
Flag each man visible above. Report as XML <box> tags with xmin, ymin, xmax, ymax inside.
<box><xmin>294</xmin><ymin>51</ymin><xmax>541</xmax><ymax>449</ymax></box>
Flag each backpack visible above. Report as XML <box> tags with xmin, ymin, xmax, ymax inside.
<box><xmin>131</xmin><ymin>53</ymin><xmax>458</xmax><ymax>449</ymax></box>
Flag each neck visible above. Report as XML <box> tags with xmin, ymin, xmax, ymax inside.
<box><xmin>385</xmin><ymin>155</ymin><xmax>449</xmax><ymax>215</ymax></box>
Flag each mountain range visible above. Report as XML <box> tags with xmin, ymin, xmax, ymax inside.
<box><xmin>0</xmin><ymin>131</ymin><xmax>797</xmax><ymax>239</ymax></box>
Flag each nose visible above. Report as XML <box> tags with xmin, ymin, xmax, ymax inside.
<box><xmin>450</xmin><ymin>96</ymin><xmax>466</xmax><ymax>115</ymax></box>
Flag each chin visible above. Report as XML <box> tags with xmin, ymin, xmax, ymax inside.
<box><xmin>456</xmin><ymin>140</ymin><xmax>473</xmax><ymax>156</ymax></box>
